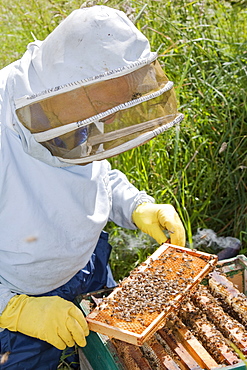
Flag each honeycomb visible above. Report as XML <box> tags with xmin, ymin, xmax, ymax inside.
<box><xmin>86</xmin><ymin>243</ymin><xmax>217</xmax><ymax>345</ymax></box>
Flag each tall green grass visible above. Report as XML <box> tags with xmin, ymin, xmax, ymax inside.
<box><xmin>0</xmin><ymin>0</ymin><xmax>246</xmax><ymax>275</ymax></box>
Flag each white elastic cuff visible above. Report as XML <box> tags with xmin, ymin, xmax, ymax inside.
<box><xmin>131</xmin><ymin>191</ymin><xmax>155</xmax><ymax>219</ymax></box>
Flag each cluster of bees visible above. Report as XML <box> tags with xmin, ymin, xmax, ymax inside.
<box><xmin>179</xmin><ymin>296</ymin><xmax>240</xmax><ymax>363</ymax></box>
<box><xmin>111</xmin><ymin>278</ymin><xmax>247</xmax><ymax>368</ymax></box>
<box><xmin>192</xmin><ymin>284</ymin><xmax>247</xmax><ymax>341</ymax></box>
<box><xmin>104</xmin><ymin>269</ymin><xmax>188</xmax><ymax>323</ymax></box>
<box><xmin>209</xmin><ymin>273</ymin><xmax>247</xmax><ymax>327</ymax></box>
<box><xmin>96</xmin><ymin>248</ymin><xmax>211</xmax><ymax>328</ymax></box>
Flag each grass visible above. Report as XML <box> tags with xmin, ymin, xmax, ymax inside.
<box><xmin>108</xmin><ymin>0</ymin><xmax>247</xmax><ymax>261</ymax></box>
<box><xmin>0</xmin><ymin>1</ymin><xmax>246</xmax><ymax>366</ymax></box>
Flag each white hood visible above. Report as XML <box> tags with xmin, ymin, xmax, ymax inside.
<box><xmin>11</xmin><ymin>6</ymin><xmax>154</xmax><ymax>102</ymax></box>
<box><xmin>31</xmin><ymin>6</ymin><xmax>153</xmax><ymax>88</ymax></box>
<box><xmin>6</xmin><ymin>5</ymin><xmax>182</xmax><ymax>166</ymax></box>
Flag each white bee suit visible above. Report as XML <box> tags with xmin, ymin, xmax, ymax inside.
<box><xmin>0</xmin><ymin>6</ymin><xmax>157</xmax><ymax>313</ymax></box>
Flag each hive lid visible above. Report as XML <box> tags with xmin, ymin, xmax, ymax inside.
<box><xmin>86</xmin><ymin>243</ymin><xmax>218</xmax><ymax>346</ymax></box>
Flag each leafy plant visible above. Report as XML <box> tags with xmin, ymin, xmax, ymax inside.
<box><xmin>0</xmin><ymin>2</ymin><xmax>246</xmax><ymax>367</ymax></box>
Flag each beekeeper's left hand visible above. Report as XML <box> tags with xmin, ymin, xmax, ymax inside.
<box><xmin>132</xmin><ymin>203</ymin><xmax>185</xmax><ymax>247</ymax></box>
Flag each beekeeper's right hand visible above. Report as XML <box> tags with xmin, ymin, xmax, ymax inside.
<box><xmin>0</xmin><ymin>294</ymin><xmax>89</xmax><ymax>350</ymax></box>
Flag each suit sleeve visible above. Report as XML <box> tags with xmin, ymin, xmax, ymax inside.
<box><xmin>0</xmin><ymin>284</ymin><xmax>16</xmax><ymax>315</ymax></box>
<box><xmin>108</xmin><ymin>168</ymin><xmax>154</xmax><ymax>229</ymax></box>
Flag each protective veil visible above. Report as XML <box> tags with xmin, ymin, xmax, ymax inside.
<box><xmin>12</xmin><ymin>6</ymin><xmax>183</xmax><ymax>165</ymax></box>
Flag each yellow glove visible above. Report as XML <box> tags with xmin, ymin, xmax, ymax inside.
<box><xmin>0</xmin><ymin>294</ymin><xmax>89</xmax><ymax>350</ymax></box>
<box><xmin>132</xmin><ymin>203</ymin><xmax>186</xmax><ymax>247</ymax></box>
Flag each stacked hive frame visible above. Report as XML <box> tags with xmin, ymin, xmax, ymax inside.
<box><xmin>80</xmin><ymin>250</ymin><xmax>247</xmax><ymax>370</ymax></box>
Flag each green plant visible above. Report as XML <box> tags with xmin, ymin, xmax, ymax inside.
<box><xmin>1</xmin><ymin>1</ymin><xmax>246</xmax><ymax>368</ymax></box>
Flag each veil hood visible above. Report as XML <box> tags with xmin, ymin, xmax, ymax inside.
<box><xmin>6</xmin><ymin>6</ymin><xmax>182</xmax><ymax>166</ymax></box>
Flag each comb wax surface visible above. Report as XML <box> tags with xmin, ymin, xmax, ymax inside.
<box><xmin>86</xmin><ymin>243</ymin><xmax>217</xmax><ymax>345</ymax></box>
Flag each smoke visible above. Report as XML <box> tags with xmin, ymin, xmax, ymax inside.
<box><xmin>111</xmin><ymin>229</ymin><xmax>157</xmax><ymax>252</ymax></box>
<box><xmin>110</xmin><ymin>228</ymin><xmax>242</xmax><ymax>261</ymax></box>
<box><xmin>192</xmin><ymin>228</ymin><xmax>241</xmax><ymax>259</ymax></box>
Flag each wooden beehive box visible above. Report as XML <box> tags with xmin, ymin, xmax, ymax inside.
<box><xmin>217</xmin><ymin>254</ymin><xmax>247</xmax><ymax>295</ymax></box>
<box><xmin>86</xmin><ymin>243</ymin><xmax>217</xmax><ymax>346</ymax></box>
<box><xmin>78</xmin><ymin>254</ymin><xmax>247</xmax><ymax>370</ymax></box>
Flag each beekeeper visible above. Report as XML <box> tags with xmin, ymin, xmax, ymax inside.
<box><xmin>0</xmin><ymin>5</ymin><xmax>185</xmax><ymax>369</ymax></box>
